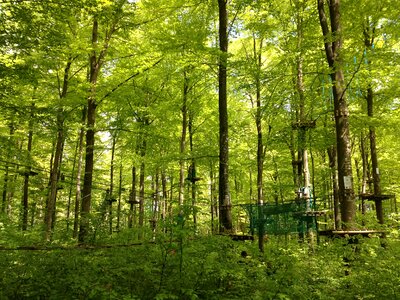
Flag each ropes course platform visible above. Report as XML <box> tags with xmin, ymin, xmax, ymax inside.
<box><xmin>319</xmin><ymin>230</ymin><xmax>385</xmax><ymax>238</ymax></box>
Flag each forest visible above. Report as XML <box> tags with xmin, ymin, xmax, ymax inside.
<box><xmin>0</xmin><ymin>0</ymin><xmax>400</xmax><ymax>299</ymax></box>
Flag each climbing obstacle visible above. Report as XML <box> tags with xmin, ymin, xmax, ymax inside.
<box><xmin>241</xmin><ymin>200</ymin><xmax>326</xmax><ymax>237</ymax></box>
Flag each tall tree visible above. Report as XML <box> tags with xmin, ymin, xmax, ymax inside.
<box><xmin>79</xmin><ymin>2</ymin><xmax>123</xmax><ymax>242</ymax></box>
<box><xmin>218</xmin><ymin>0</ymin><xmax>232</xmax><ymax>233</ymax></box>
<box><xmin>44</xmin><ymin>58</ymin><xmax>73</xmax><ymax>240</ymax></box>
<box><xmin>317</xmin><ymin>0</ymin><xmax>355</xmax><ymax>229</ymax></box>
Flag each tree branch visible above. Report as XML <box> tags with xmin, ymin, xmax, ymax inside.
<box><xmin>97</xmin><ymin>58</ymin><xmax>163</xmax><ymax>105</ymax></box>
<box><xmin>317</xmin><ymin>0</ymin><xmax>334</xmax><ymax>67</ymax></box>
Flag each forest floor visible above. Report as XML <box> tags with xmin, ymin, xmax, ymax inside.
<box><xmin>1</xmin><ymin>227</ymin><xmax>400</xmax><ymax>299</ymax></box>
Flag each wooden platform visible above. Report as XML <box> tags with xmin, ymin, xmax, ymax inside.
<box><xmin>299</xmin><ymin>210</ymin><xmax>328</xmax><ymax>217</ymax></box>
<box><xmin>291</xmin><ymin>120</ymin><xmax>316</xmax><ymax>130</ymax></box>
<box><xmin>359</xmin><ymin>194</ymin><xmax>395</xmax><ymax>201</ymax></box>
<box><xmin>230</xmin><ymin>235</ymin><xmax>254</xmax><ymax>241</ymax></box>
<box><xmin>319</xmin><ymin>230</ymin><xmax>385</xmax><ymax>238</ymax></box>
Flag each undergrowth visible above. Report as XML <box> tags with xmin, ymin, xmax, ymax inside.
<box><xmin>0</xmin><ymin>225</ymin><xmax>400</xmax><ymax>299</ymax></box>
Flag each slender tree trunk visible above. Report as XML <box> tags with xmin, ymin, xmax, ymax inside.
<box><xmin>117</xmin><ymin>161</ymin><xmax>122</xmax><ymax>231</ymax></box>
<box><xmin>66</xmin><ymin>137</ymin><xmax>78</xmax><ymax>233</ymax></box>
<box><xmin>318</xmin><ymin>0</ymin><xmax>355</xmax><ymax>229</ymax></box>
<box><xmin>138</xmin><ymin>132</ymin><xmax>147</xmax><ymax>232</ymax></box>
<box><xmin>363</xmin><ymin>25</ymin><xmax>383</xmax><ymax>224</ymax></box>
<box><xmin>251</xmin><ymin>36</ymin><xmax>265</xmax><ymax>252</ymax></box>
<box><xmin>2</xmin><ymin>124</ymin><xmax>15</xmax><ymax>214</ymax></box>
<box><xmin>128</xmin><ymin>166</ymin><xmax>136</xmax><ymax>228</ymax></box>
<box><xmin>218</xmin><ymin>0</ymin><xmax>232</xmax><ymax>233</ymax></box>
<box><xmin>7</xmin><ymin>140</ymin><xmax>22</xmax><ymax>216</ymax></box>
<box><xmin>367</xmin><ymin>86</ymin><xmax>384</xmax><ymax>223</ymax></box>
<box><xmin>328</xmin><ymin>146</ymin><xmax>340</xmax><ymax>229</ymax></box>
<box><xmin>45</xmin><ymin>115</ymin><xmax>64</xmax><ymax>240</ymax></box>
<box><xmin>108</xmin><ymin>135</ymin><xmax>116</xmax><ymax>234</ymax></box>
<box><xmin>22</xmin><ymin>104</ymin><xmax>34</xmax><ymax>230</ymax></box>
<box><xmin>188</xmin><ymin>108</ymin><xmax>197</xmax><ymax>228</ymax></box>
<box><xmin>73</xmin><ymin>106</ymin><xmax>86</xmax><ymax>238</ymax></box>
<box><xmin>2</xmin><ymin>165</ymin><xmax>9</xmax><ymax>214</ymax></box>
<box><xmin>138</xmin><ymin>161</ymin><xmax>145</xmax><ymax>229</ymax></box>
<box><xmin>360</xmin><ymin>132</ymin><xmax>368</xmax><ymax>194</ymax></box>
<box><xmin>360</xmin><ymin>132</ymin><xmax>368</xmax><ymax>215</ymax></box>
<box><xmin>161</xmin><ymin>170</ymin><xmax>167</xmax><ymax>223</ymax></box>
<box><xmin>210</xmin><ymin>162</ymin><xmax>217</xmax><ymax>234</ymax></box>
<box><xmin>294</xmin><ymin>2</ymin><xmax>311</xmax><ymax>205</ymax></box>
<box><xmin>152</xmin><ymin>169</ymin><xmax>160</xmax><ymax>232</ymax></box>
<box><xmin>179</xmin><ymin>70</ymin><xmax>189</xmax><ymax>207</ymax></box>
<box><xmin>45</xmin><ymin>59</ymin><xmax>72</xmax><ymax>239</ymax></box>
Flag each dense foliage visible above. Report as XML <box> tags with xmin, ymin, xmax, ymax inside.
<box><xmin>1</xmin><ymin>230</ymin><xmax>400</xmax><ymax>299</ymax></box>
<box><xmin>0</xmin><ymin>0</ymin><xmax>399</xmax><ymax>297</ymax></box>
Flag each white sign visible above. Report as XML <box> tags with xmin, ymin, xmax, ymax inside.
<box><xmin>343</xmin><ymin>176</ymin><xmax>352</xmax><ymax>189</ymax></box>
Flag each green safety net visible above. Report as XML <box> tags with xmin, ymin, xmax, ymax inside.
<box><xmin>241</xmin><ymin>200</ymin><xmax>318</xmax><ymax>235</ymax></box>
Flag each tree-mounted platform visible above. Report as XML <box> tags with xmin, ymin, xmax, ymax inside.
<box><xmin>295</xmin><ymin>210</ymin><xmax>328</xmax><ymax>217</ymax></box>
<box><xmin>291</xmin><ymin>120</ymin><xmax>316</xmax><ymax>130</ymax></box>
<box><xmin>230</xmin><ymin>234</ymin><xmax>254</xmax><ymax>241</ymax></box>
<box><xmin>127</xmin><ymin>199</ymin><xmax>140</xmax><ymax>204</ymax></box>
<box><xmin>106</xmin><ymin>198</ymin><xmax>117</xmax><ymax>203</ymax></box>
<box><xmin>18</xmin><ymin>169</ymin><xmax>39</xmax><ymax>176</ymax></box>
<box><xmin>319</xmin><ymin>230</ymin><xmax>385</xmax><ymax>238</ymax></box>
<box><xmin>359</xmin><ymin>194</ymin><xmax>395</xmax><ymax>201</ymax></box>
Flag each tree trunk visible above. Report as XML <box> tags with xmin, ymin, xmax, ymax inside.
<box><xmin>363</xmin><ymin>25</ymin><xmax>383</xmax><ymax>224</ymax></box>
<box><xmin>210</xmin><ymin>162</ymin><xmax>217</xmax><ymax>234</ymax></box>
<box><xmin>108</xmin><ymin>135</ymin><xmax>116</xmax><ymax>235</ymax></box>
<box><xmin>22</xmin><ymin>104</ymin><xmax>34</xmax><ymax>231</ymax></box>
<box><xmin>45</xmin><ymin>115</ymin><xmax>64</xmax><ymax>240</ymax></box>
<box><xmin>73</xmin><ymin>106</ymin><xmax>86</xmax><ymax>238</ymax></box>
<box><xmin>66</xmin><ymin>136</ymin><xmax>79</xmax><ymax>233</ymax></box>
<box><xmin>138</xmin><ymin>132</ymin><xmax>147</xmax><ymax>233</ymax></box>
<box><xmin>2</xmin><ymin>124</ymin><xmax>15</xmax><ymax>214</ymax></box>
<box><xmin>218</xmin><ymin>0</ymin><xmax>232</xmax><ymax>233</ymax></box>
<box><xmin>79</xmin><ymin>17</ymin><xmax>116</xmax><ymax>242</ymax></box>
<box><xmin>318</xmin><ymin>0</ymin><xmax>355</xmax><ymax>229</ymax></box>
<box><xmin>138</xmin><ymin>161</ymin><xmax>145</xmax><ymax>232</ymax></box>
<box><xmin>117</xmin><ymin>162</ymin><xmax>122</xmax><ymax>231</ymax></box>
<box><xmin>328</xmin><ymin>145</ymin><xmax>340</xmax><ymax>229</ymax></box>
<box><xmin>360</xmin><ymin>132</ymin><xmax>368</xmax><ymax>216</ymax></box>
<box><xmin>251</xmin><ymin>36</ymin><xmax>265</xmax><ymax>252</ymax></box>
<box><xmin>179</xmin><ymin>70</ymin><xmax>189</xmax><ymax>207</ymax></box>
<box><xmin>44</xmin><ymin>58</ymin><xmax>72</xmax><ymax>240</ymax></box>
<box><xmin>161</xmin><ymin>170</ymin><xmax>167</xmax><ymax>223</ymax></box>
<box><xmin>188</xmin><ymin>108</ymin><xmax>197</xmax><ymax>229</ymax></box>
<box><xmin>128</xmin><ymin>166</ymin><xmax>136</xmax><ymax>228</ymax></box>
<box><xmin>152</xmin><ymin>169</ymin><xmax>160</xmax><ymax>232</ymax></box>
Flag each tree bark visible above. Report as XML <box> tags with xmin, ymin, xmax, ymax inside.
<box><xmin>317</xmin><ymin>0</ymin><xmax>355</xmax><ymax>229</ymax></box>
<box><xmin>218</xmin><ymin>0</ymin><xmax>232</xmax><ymax>233</ymax></box>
